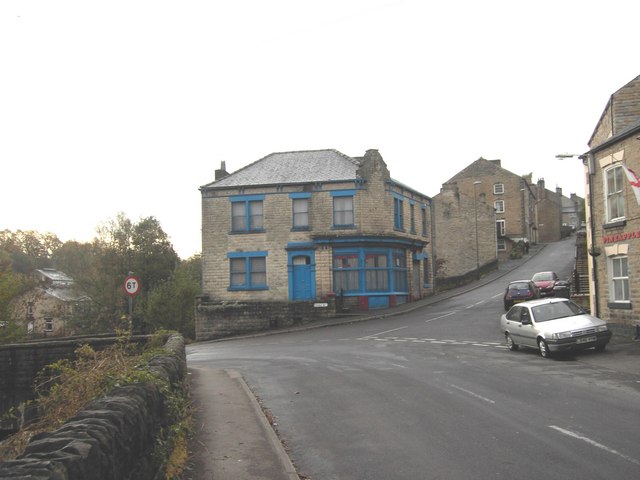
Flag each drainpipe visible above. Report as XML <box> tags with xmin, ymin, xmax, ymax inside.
<box><xmin>584</xmin><ymin>153</ymin><xmax>600</xmax><ymax>316</ymax></box>
<box><xmin>430</xmin><ymin>199</ymin><xmax>436</xmax><ymax>293</ymax></box>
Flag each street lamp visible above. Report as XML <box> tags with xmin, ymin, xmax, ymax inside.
<box><xmin>555</xmin><ymin>152</ymin><xmax>599</xmax><ymax>316</ymax></box>
<box><xmin>473</xmin><ymin>181</ymin><xmax>482</xmax><ymax>280</ymax></box>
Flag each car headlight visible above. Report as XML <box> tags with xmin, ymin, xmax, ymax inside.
<box><xmin>596</xmin><ymin>325</ymin><xmax>609</xmax><ymax>333</ymax></box>
<box><xmin>551</xmin><ymin>331</ymin><xmax>572</xmax><ymax>339</ymax></box>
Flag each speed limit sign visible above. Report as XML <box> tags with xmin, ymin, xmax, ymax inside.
<box><xmin>123</xmin><ymin>275</ymin><xmax>141</xmax><ymax>296</ymax></box>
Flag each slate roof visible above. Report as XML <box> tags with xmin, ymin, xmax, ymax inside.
<box><xmin>445</xmin><ymin>157</ymin><xmax>522</xmax><ymax>183</ymax></box>
<box><xmin>201</xmin><ymin>149</ymin><xmax>361</xmax><ymax>189</ymax></box>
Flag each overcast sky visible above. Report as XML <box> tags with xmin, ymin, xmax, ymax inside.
<box><xmin>2</xmin><ymin>0</ymin><xmax>638</xmax><ymax>259</ymax></box>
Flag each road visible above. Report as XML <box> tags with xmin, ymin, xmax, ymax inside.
<box><xmin>187</xmin><ymin>238</ymin><xmax>640</xmax><ymax>480</ymax></box>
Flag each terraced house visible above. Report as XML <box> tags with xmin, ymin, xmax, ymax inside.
<box><xmin>197</xmin><ymin>149</ymin><xmax>434</xmax><ymax>339</ymax></box>
<box><xmin>581</xmin><ymin>74</ymin><xmax>640</xmax><ymax>333</ymax></box>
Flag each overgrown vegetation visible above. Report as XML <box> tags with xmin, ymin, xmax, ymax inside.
<box><xmin>0</xmin><ymin>215</ymin><xmax>201</xmax><ymax>343</ymax></box>
<box><xmin>0</xmin><ymin>332</ymin><xmax>191</xmax><ymax>479</ymax></box>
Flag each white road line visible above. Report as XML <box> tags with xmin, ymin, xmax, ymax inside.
<box><xmin>549</xmin><ymin>426</ymin><xmax>640</xmax><ymax>466</ymax></box>
<box><xmin>390</xmin><ymin>363</ymin><xmax>407</xmax><ymax>369</ymax></box>
<box><xmin>367</xmin><ymin>325</ymin><xmax>408</xmax><ymax>337</ymax></box>
<box><xmin>449</xmin><ymin>384</ymin><xmax>495</xmax><ymax>404</ymax></box>
<box><xmin>425</xmin><ymin>311</ymin><xmax>457</xmax><ymax>323</ymax></box>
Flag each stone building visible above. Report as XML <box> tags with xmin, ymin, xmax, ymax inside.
<box><xmin>534</xmin><ymin>179</ymin><xmax>563</xmax><ymax>243</ymax></box>
<box><xmin>197</xmin><ymin>149</ymin><xmax>434</xmax><ymax>338</ymax></box>
<box><xmin>443</xmin><ymin>157</ymin><xmax>538</xmax><ymax>257</ymax></box>
<box><xmin>560</xmin><ymin>191</ymin><xmax>584</xmax><ymax>232</ymax></box>
<box><xmin>433</xmin><ymin>183</ymin><xmax>498</xmax><ymax>288</ymax></box>
<box><xmin>580</xmin><ymin>74</ymin><xmax>640</xmax><ymax>332</ymax></box>
<box><xmin>10</xmin><ymin>268</ymin><xmax>90</xmax><ymax>337</ymax></box>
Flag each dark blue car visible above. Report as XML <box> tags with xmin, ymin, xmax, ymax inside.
<box><xmin>503</xmin><ymin>280</ymin><xmax>540</xmax><ymax>310</ymax></box>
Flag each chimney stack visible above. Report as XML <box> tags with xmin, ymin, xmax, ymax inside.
<box><xmin>215</xmin><ymin>161</ymin><xmax>229</xmax><ymax>180</ymax></box>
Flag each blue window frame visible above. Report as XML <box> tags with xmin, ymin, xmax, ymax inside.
<box><xmin>332</xmin><ymin>190</ymin><xmax>355</xmax><ymax>228</ymax></box>
<box><xmin>332</xmin><ymin>247</ymin><xmax>408</xmax><ymax>295</ymax></box>
<box><xmin>231</xmin><ymin>195</ymin><xmax>264</xmax><ymax>232</ymax></box>
<box><xmin>393</xmin><ymin>195</ymin><xmax>404</xmax><ymax>230</ymax></box>
<box><xmin>409</xmin><ymin>202</ymin><xmax>416</xmax><ymax>234</ymax></box>
<box><xmin>228</xmin><ymin>251</ymin><xmax>268</xmax><ymax>290</ymax></box>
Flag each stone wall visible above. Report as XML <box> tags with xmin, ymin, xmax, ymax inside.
<box><xmin>0</xmin><ymin>334</ymin><xmax>186</xmax><ymax>480</ymax></box>
<box><xmin>196</xmin><ymin>297</ymin><xmax>337</xmax><ymax>340</ymax></box>
<box><xmin>0</xmin><ymin>335</ymin><xmax>149</xmax><ymax>433</ymax></box>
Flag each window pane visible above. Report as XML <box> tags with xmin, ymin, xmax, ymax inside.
<box><xmin>365</xmin><ymin>254</ymin><xmax>387</xmax><ymax>268</ymax></box>
<box><xmin>230</xmin><ymin>258</ymin><xmax>246</xmax><ymax>286</ymax></box>
<box><xmin>293</xmin><ymin>199</ymin><xmax>309</xmax><ymax>227</ymax></box>
<box><xmin>334</xmin><ymin>197</ymin><xmax>354</xmax><ymax>225</ymax></box>
<box><xmin>232</xmin><ymin>203</ymin><xmax>246</xmax><ymax>231</ymax></box>
<box><xmin>250</xmin><ymin>257</ymin><xmax>266</xmax><ymax>286</ymax></box>
<box><xmin>249</xmin><ymin>201</ymin><xmax>263</xmax><ymax>230</ymax></box>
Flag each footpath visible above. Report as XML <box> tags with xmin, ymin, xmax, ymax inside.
<box><xmin>184</xmin><ymin>242</ymin><xmax>640</xmax><ymax>480</ymax></box>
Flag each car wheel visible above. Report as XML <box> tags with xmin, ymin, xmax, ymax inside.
<box><xmin>505</xmin><ymin>333</ymin><xmax>518</xmax><ymax>351</ymax></box>
<box><xmin>538</xmin><ymin>339</ymin><xmax>551</xmax><ymax>358</ymax></box>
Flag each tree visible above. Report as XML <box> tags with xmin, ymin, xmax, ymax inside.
<box><xmin>0</xmin><ymin>230</ymin><xmax>61</xmax><ymax>273</ymax></box>
<box><xmin>0</xmin><ymin>250</ymin><xmax>34</xmax><ymax>343</ymax></box>
<box><xmin>144</xmin><ymin>255</ymin><xmax>201</xmax><ymax>339</ymax></box>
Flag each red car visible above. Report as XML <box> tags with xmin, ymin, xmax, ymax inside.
<box><xmin>532</xmin><ymin>271</ymin><xmax>559</xmax><ymax>297</ymax></box>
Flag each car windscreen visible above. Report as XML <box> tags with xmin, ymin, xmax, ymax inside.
<box><xmin>532</xmin><ymin>273</ymin><xmax>553</xmax><ymax>281</ymax></box>
<box><xmin>509</xmin><ymin>283</ymin><xmax>530</xmax><ymax>291</ymax></box>
<box><xmin>531</xmin><ymin>301</ymin><xmax>582</xmax><ymax>322</ymax></box>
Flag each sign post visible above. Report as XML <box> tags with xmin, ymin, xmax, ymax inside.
<box><xmin>123</xmin><ymin>275</ymin><xmax>141</xmax><ymax>329</ymax></box>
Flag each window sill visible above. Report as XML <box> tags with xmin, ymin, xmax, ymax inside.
<box><xmin>608</xmin><ymin>301</ymin><xmax>632</xmax><ymax>310</ymax></box>
<box><xmin>603</xmin><ymin>220</ymin><xmax>626</xmax><ymax>229</ymax></box>
<box><xmin>291</xmin><ymin>226</ymin><xmax>310</xmax><ymax>232</ymax></box>
<box><xmin>332</xmin><ymin>225</ymin><xmax>356</xmax><ymax>230</ymax></box>
<box><xmin>228</xmin><ymin>286</ymin><xmax>269</xmax><ymax>291</ymax></box>
<box><xmin>230</xmin><ymin>229</ymin><xmax>266</xmax><ymax>234</ymax></box>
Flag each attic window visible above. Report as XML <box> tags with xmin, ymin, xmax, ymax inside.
<box><xmin>493</xmin><ymin>183</ymin><xmax>504</xmax><ymax>194</ymax></box>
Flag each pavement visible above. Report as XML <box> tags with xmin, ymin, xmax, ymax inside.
<box><xmin>184</xmin><ymin>240</ymin><xmax>640</xmax><ymax>480</ymax></box>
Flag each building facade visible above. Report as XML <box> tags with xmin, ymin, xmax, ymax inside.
<box><xmin>582</xmin><ymin>75</ymin><xmax>640</xmax><ymax>331</ymax></box>
<box><xmin>10</xmin><ymin>269</ymin><xmax>89</xmax><ymax>337</ymax></box>
<box><xmin>199</xmin><ymin>149</ymin><xmax>434</xmax><ymax>315</ymax></box>
<box><xmin>443</xmin><ymin>158</ymin><xmax>540</xmax><ymax>257</ymax></box>
<box><xmin>433</xmin><ymin>183</ymin><xmax>498</xmax><ymax>286</ymax></box>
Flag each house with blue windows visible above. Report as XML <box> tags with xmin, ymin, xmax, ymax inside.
<box><xmin>196</xmin><ymin>149</ymin><xmax>434</xmax><ymax>338</ymax></box>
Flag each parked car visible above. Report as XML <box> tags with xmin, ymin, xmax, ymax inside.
<box><xmin>500</xmin><ymin>297</ymin><xmax>612</xmax><ymax>358</ymax></box>
<box><xmin>503</xmin><ymin>280</ymin><xmax>540</xmax><ymax>310</ymax></box>
<box><xmin>552</xmin><ymin>280</ymin><xmax>571</xmax><ymax>298</ymax></box>
<box><xmin>532</xmin><ymin>271</ymin><xmax>559</xmax><ymax>296</ymax></box>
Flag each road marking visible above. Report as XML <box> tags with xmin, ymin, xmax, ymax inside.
<box><xmin>425</xmin><ymin>311</ymin><xmax>457</xmax><ymax>323</ymax></box>
<box><xmin>357</xmin><ymin>335</ymin><xmax>507</xmax><ymax>350</ymax></box>
<box><xmin>549</xmin><ymin>426</ymin><xmax>640</xmax><ymax>466</ymax></box>
<box><xmin>368</xmin><ymin>325</ymin><xmax>408</xmax><ymax>337</ymax></box>
<box><xmin>449</xmin><ymin>384</ymin><xmax>495</xmax><ymax>404</ymax></box>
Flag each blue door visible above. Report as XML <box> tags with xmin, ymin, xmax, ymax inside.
<box><xmin>292</xmin><ymin>255</ymin><xmax>313</xmax><ymax>301</ymax></box>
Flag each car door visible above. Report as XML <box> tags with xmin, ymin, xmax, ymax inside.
<box><xmin>517</xmin><ymin>306</ymin><xmax>538</xmax><ymax>348</ymax></box>
<box><xmin>505</xmin><ymin>306</ymin><xmax>526</xmax><ymax>345</ymax></box>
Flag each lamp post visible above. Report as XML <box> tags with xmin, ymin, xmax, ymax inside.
<box><xmin>473</xmin><ymin>181</ymin><xmax>482</xmax><ymax>280</ymax></box>
<box><xmin>556</xmin><ymin>152</ymin><xmax>598</xmax><ymax>316</ymax></box>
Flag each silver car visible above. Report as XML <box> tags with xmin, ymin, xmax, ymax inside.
<box><xmin>500</xmin><ymin>297</ymin><xmax>612</xmax><ymax>358</ymax></box>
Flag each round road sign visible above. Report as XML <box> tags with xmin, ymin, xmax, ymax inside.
<box><xmin>123</xmin><ymin>275</ymin><xmax>141</xmax><ymax>296</ymax></box>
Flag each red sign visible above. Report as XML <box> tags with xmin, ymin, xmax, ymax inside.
<box><xmin>123</xmin><ymin>275</ymin><xmax>141</xmax><ymax>296</ymax></box>
<box><xmin>602</xmin><ymin>230</ymin><xmax>640</xmax><ymax>244</ymax></box>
